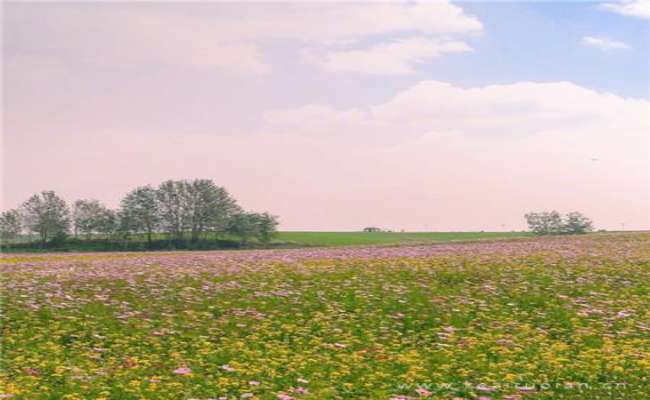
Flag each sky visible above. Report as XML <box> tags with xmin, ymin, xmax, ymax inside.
<box><xmin>2</xmin><ymin>0</ymin><xmax>649</xmax><ymax>231</ymax></box>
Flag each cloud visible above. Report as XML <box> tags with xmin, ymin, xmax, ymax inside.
<box><xmin>263</xmin><ymin>80</ymin><xmax>649</xmax><ymax>140</ymax></box>
<box><xmin>600</xmin><ymin>0</ymin><xmax>650</xmax><ymax>19</ymax></box>
<box><xmin>4</xmin><ymin>1</ymin><xmax>482</xmax><ymax>74</ymax></box>
<box><xmin>582</xmin><ymin>36</ymin><xmax>631</xmax><ymax>51</ymax></box>
<box><xmin>303</xmin><ymin>37</ymin><xmax>472</xmax><ymax>75</ymax></box>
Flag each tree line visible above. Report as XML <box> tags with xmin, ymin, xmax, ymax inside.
<box><xmin>0</xmin><ymin>179</ymin><xmax>278</xmax><ymax>249</ymax></box>
<box><xmin>524</xmin><ymin>211</ymin><xmax>593</xmax><ymax>235</ymax></box>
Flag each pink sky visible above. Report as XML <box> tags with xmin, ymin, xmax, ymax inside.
<box><xmin>2</xmin><ymin>2</ymin><xmax>649</xmax><ymax>231</ymax></box>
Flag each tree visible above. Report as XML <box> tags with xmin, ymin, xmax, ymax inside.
<box><xmin>525</xmin><ymin>210</ymin><xmax>593</xmax><ymax>235</ymax></box>
<box><xmin>22</xmin><ymin>191</ymin><xmax>70</xmax><ymax>246</ymax></box>
<box><xmin>0</xmin><ymin>209</ymin><xmax>22</xmax><ymax>241</ymax></box>
<box><xmin>563</xmin><ymin>211</ymin><xmax>593</xmax><ymax>234</ymax></box>
<box><xmin>525</xmin><ymin>211</ymin><xmax>563</xmax><ymax>235</ymax></box>
<box><xmin>156</xmin><ymin>179</ymin><xmax>241</xmax><ymax>242</ymax></box>
<box><xmin>227</xmin><ymin>212</ymin><xmax>259</xmax><ymax>245</ymax></box>
<box><xmin>255</xmin><ymin>212</ymin><xmax>279</xmax><ymax>244</ymax></box>
<box><xmin>227</xmin><ymin>212</ymin><xmax>278</xmax><ymax>245</ymax></box>
<box><xmin>73</xmin><ymin>199</ymin><xmax>115</xmax><ymax>238</ymax></box>
<box><xmin>95</xmin><ymin>208</ymin><xmax>116</xmax><ymax>236</ymax></box>
<box><xmin>183</xmin><ymin>179</ymin><xmax>241</xmax><ymax>242</ymax></box>
<box><xmin>119</xmin><ymin>186</ymin><xmax>159</xmax><ymax>245</ymax></box>
<box><xmin>156</xmin><ymin>180</ymin><xmax>187</xmax><ymax>241</ymax></box>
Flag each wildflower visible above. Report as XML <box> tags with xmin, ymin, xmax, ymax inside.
<box><xmin>172</xmin><ymin>367</ymin><xmax>192</xmax><ymax>375</ymax></box>
<box><xmin>292</xmin><ymin>386</ymin><xmax>308</xmax><ymax>394</ymax></box>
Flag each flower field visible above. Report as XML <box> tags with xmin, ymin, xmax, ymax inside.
<box><xmin>1</xmin><ymin>234</ymin><xmax>649</xmax><ymax>399</ymax></box>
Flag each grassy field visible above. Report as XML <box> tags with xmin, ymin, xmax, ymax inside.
<box><xmin>275</xmin><ymin>231</ymin><xmax>532</xmax><ymax>247</ymax></box>
<box><xmin>1</xmin><ymin>231</ymin><xmax>533</xmax><ymax>253</ymax></box>
<box><xmin>1</xmin><ymin>233</ymin><xmax>648</xmax><ymax>399</ymax></box>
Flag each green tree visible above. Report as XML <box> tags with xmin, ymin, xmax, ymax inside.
<box><xmin>0</xmin><ymin>209</ymin><xmax>22</xmax><ymax>241</ymax></box>
<box><xmin>73</xmin><ymin>199</ymin><xmax>115</xmax><ymax>238</ymax></box>
<box><xmin>120</xmin><ymin>186</ymin><xmax>159</xmax><ymax>246</ymax></box>
<box><xmin>183</xmin><ymin>179</ymin><xmax>241</xmax><ymax>242</ymax></box>
<box><xmin>156</xmin><ymin>180</ymin><xmax>187</xmax><ymax>241</ymax></box>
<box><xmin>525</xmin><ymin>210</ymin><xmax>593</xmax><ymax>235</ymax></box>
<box><xmin>227</xmin><ymin>213</ymin><xmax>259</xmax><ymax>245</ymax></box>
<box><xmin>563</xmin><ymin>211</ymin><xmax>593</xmax><ymax>234</ymax></box>
<box><xmin>255</xmin><ymin>212</ymin><xmax>279</xmax><ymax>244</ymax></box>
<box><xmin>22</xmin><ymin>191</ymin><xmax>70</xmax><ymax>246</ymax></box>
<box><xmin>525</xmin><ymin>211</ymin><xmax>564</xmax><ymax>235</ymax></box>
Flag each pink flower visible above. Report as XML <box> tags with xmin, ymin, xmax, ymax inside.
<box><xmin>415</xmin><ymin>387</ymin><xmax>432</xmax><ymax>397</ymax></box>
<box><xmin>221</xmin><ymin>364</ymin><xmax>236</xmax><ymax>372</ymax></box>
<box><xmin>172</xmin><ymin>367</ymin><xmax>192</xmax><ymax>375</ymax></box>
<box><xmin>476</xmin><ymin>384</ymin><xmax>496</xmax><ymax>392</ymax></box>
<box><xmin>277</xmin><ymin>393</ymin><xmax>294</xmax><ymax>400</ymax></box>
<box><xmin>292</xmin><ymin>386</ymin><xmax>308</xmax><ymax>394</ymax></box>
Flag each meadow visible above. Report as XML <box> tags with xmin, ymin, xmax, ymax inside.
<box><xmin>275</xmin><ymin>231</ymin><xmax>531</xmax><ymax>247</ymax></box>
<box><xmin>0</xmin><ymin>231</ymin><xmax>532</xmax><ymax>253</ymax></box>
<box><xmin>1</xmin><ymin>233</ymin><xmax>648</xmax><ymax>399</ymax></box>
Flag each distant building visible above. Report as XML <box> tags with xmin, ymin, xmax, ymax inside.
<box><xmin>363</xmin><ymin>227</ymin><xmax>382</xmax><ymax>232</ymax></box>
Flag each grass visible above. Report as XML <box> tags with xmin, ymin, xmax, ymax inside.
<box><xmin>1</xmin><ymin>231</ymin><xmax>533</xmax><ymax>253</ymax></box>
<box><xmin>1</xmin><ymin>233</ymin><xmax>648</xmax><ymax>399</ymax></box>
<box><xmin>274</xmin><ymin>231</ymin><xmax>532</xmax><ymax>247</ymax></box>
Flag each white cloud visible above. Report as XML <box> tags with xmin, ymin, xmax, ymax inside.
<box><xmin>5</xmin><ymin>1</ymin><xmax>482</xmax><ymax>74</ymax></box>
<box><xmin>600</xmin><ymin>0</ymin><xmax>650</xmax><ymax>19</ymax></box>
<box><xmin>222</xmin><ymin>1</ymin><xmax>482</xmax><ymax>42</ymax></box>
<box><xmin>303</xmin><ymin>37</ymin><xmax>472</xmax><ymax>75</ymax></box>
<box><xmin>263</xmin><ymin>80</ymin><xmax>649</xmax><ymax>140</ymax></box>
<box><xmin>582</xmin><ymin>36</ymin><xmax>631</xmax><ymax>51</ymax></box>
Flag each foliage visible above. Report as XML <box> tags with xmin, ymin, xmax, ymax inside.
<box><xmin>0</xmin><ymin>209</ymin><xmax>22</xmax><ymax>240</ymax></box>
<box><xmin>563</xmin><ymin>211</ymin><xmax>594</xmax><ymax>234</ymax></box>
<box><xmin>73</xmin><ymin>199</ymin><xmax>116</xmax><ymax>237</ymax></box>
<box><xmin>3</xmin><ymin>179</ymin><xmax>276</xmax><ymax>249</ymax></box>
<box><xmin>255</xmin><ymin>212</ymin><xmax>279</xmax><ymax>244</ymax></box>
<box><xmin>21</xmin><ymin>190</ymin><xmax>71</xmax><ymax>246</ymax></box>
<box><xmin>227</xmin><ymin>212</ymin><xmax>280</xmax><ymax>245</ymax></box>
<box><xmin>155</xmin><ymin>179</ymin><xmax>243</xmax><ymax>242</ymax></box>
<box><xmin>119</xmin><ymin>186</ymin><xmax>160</xmax><ymax>243</ymax></box>
<box><xmin>227</xmin><ymin>212</ymin><xmax>259</xmax><ymax>244</ymax></box>
<box><xmin>525</xmin><ymin>211</ymin><xmax>593</xmax><ymax>235</ymax></box>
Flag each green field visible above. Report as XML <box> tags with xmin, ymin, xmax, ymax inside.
<box><xmin>275</xmin><ymin>231</ymin><xmax>532</xmax><ymax>247</ymax></box>
<box><xmin>1</xmin><ymin>231</ymin><xmax>534</xmax><ymax>253</ymax></box>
